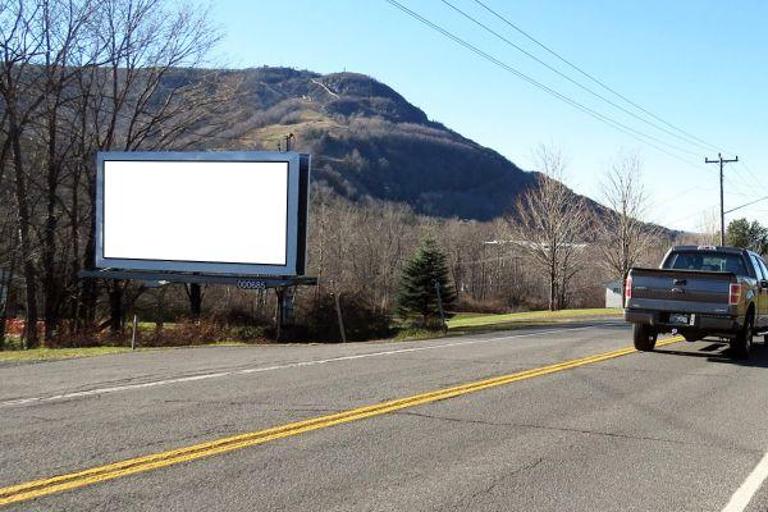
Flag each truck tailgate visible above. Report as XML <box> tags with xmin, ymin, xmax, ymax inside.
<box><xmin>628</xmin><ymin>267</ymin><xmax>735</xmax><ymax>314</ymax></box>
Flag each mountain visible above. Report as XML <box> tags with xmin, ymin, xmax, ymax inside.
<box><xmin>190</xmin><ymin>66</ymin><xmax>599</xmax><ymax>221</ymax></box>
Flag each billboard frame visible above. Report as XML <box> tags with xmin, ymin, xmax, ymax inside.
<box><xmin>95</xmin><ymin>151</ymin><xmax>310</xmax><ymax>277</ymax></box>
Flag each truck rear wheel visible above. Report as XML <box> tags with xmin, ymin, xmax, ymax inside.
<box><xmin>731</xmin><ymin>315</ymin><xmax>754</xmax><ymax>359</ymax></box>
<box><xmin>633</xmin><ymin>324</ymin><xmax>657</xmax><ymax>351</ymax></box>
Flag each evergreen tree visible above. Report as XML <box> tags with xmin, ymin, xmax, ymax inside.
<box><xmin>397</xmin><ymin>238</ymin><xmax>457</xmax><ymax>328</ymax></box>
<box><xmin>727</xmin><ymin>218</ymin><xmax>768</xmax><ymax>255</ymax></box>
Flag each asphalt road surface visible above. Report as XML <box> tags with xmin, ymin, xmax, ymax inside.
<box><xmin>3</xmin><ymin>320</ymin><xmax>768</xmax><ymax>511</ymax></box>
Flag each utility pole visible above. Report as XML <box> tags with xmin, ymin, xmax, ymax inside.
<box><xmin>705</xmin><ymin>153</ymin><xmax>739</xmax><ymax>246</ymax></box>
<box><xmin>284</xmin><ymin>133</ymin><xmax>295</xmax><ymax>152</ymax></box>
<box><xmin>188</xmin><ymin>283</ymin><xmax>202</xmax><ymax>319</ymax></box>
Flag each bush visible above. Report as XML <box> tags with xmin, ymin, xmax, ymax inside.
<box><xmin>296</xmin><ymin>292</ymin><xmax>392</xmax><ymax>342</ymax></box>
<box><xmin>136</xmin><ymin>318</ymin><xmax>270</xmax><ymax>347</ymax></box>
<box><xmin>455</xmin><ymin>296</ymin><xmax>510</xmax><ymax>314</ymax></box>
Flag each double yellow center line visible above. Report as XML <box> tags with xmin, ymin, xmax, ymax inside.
<box><xmin>0</xmin><ymin>336</ymin><xmax>682</xmax><ymax>507</ymax></box>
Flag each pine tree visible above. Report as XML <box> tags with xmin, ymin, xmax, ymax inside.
<box><xmin>397</xmin><ymin>238</ymin><xmax>457</xmax><ymax>328</ymax></box>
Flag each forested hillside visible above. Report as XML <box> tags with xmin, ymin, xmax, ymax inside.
<box><xmin>198</xmin><ymin>66</ymin><xmax>577</xmax><ymax>220</ymax></box>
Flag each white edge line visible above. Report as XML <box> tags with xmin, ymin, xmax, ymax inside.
<box><xmin>0</xmin><ymin>325</ymin><xmax>600</xmax><ymax>408</ymax></box>
<box><xmin>722</xmin><ymin>451</ymin><xmax>768</xmax><ymax>512</ymax></box>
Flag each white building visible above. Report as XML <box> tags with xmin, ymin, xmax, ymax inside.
<box><xmin>605</xmin><ymin>280</ymin><xmax>623</xmax><ymax>308</ymax></box>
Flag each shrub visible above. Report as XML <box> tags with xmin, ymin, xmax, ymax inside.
<box><xmin>296</xmin><ymin>292</ymin><xmax>392</xmax><ymax>342</ymax></box>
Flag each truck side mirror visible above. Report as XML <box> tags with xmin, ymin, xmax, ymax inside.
<box><xmin>761</xmin><ymin>280</ymin><xmax>768</xmax><ymax>289</ymax></box>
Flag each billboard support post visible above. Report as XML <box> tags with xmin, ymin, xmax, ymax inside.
<box><xmin>275</xmin><ymin>285</ymin><xmax>296</xmax><ymax>342</ymax></box>
<box><xmin>189</xmin><ymin>283</ymin><xmax>202</xmax><ymax>319</ymax></box>
<box><xmin>108</xmin><ymin>281</ymin><xmax>123</xmax><ymax>334</ymax></box>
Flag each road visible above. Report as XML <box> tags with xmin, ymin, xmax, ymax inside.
<box><xmin>2</xmin><ymin>320</ymin><xmax>768</xmax><ymax>511</ymax></box>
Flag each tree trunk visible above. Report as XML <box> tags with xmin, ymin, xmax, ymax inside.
<box><xmin>0</xmin><ymin>277</ymin><xmax>7</xmax><ymax>351</ymax></box>
<box><xmin>108</xmin><ymin>281</ymin><xmax>124</xmax><ymax>334</ymax></box>
<box><xmin>70</xmin><ymin>165</ymin><xmax>82</xmax><ymax>329</ymax></box>
<box><xmin>8</xmin><ymin>112</ymin><xmax>39</xmax><ymax>348</ymax></box>
<box><xmin>42</xmin><ymin>106</ymin><xmax>61</xmax><ymax>341</ymax></box>
<box><xmin>189</xmin><ymin>283</ymin><xmax>202</xmax><ymax>319</ymax></box>
<box><xmin>79</xmin><ymin>198</ymin><xmax>98</xmax><ymax>329</ymax></box>
<box><xmin>43</xmin><ymin>185</ymin><xmax>59</xmax><ymax>341</ymax></box>
<box><xmin>548</xmin><ymin>259</ymin><xmax>557</xmax><ymax>311</ymax></box>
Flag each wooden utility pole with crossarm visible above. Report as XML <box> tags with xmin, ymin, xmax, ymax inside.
<box><xmin>705</xmin><ymin>153</ymin><xmax>739</xmax><ymax>246</ymax></box>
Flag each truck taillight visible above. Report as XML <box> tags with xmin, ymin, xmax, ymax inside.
<box><xmin>624</xmin><ymin>275</ymin><xmax>632</xmax><ymax>307</ymax></box>
<box><xmin>729</xmin><ymin>283</ymin><xmax>741</xmax><ymax>305</ymax></box>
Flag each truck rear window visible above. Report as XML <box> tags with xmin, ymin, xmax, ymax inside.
<box><xmin>663</xmin><ymin>251</ymin><xmax>747</xmax><ymax>274</ymax></box>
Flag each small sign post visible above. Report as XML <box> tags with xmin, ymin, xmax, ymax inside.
<box><xmin>131</xmin><ymin>314</ymin><xmax>138</xmax><ymax>351</ymax></box>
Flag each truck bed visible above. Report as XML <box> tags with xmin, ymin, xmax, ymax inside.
<box><xmin>627</xmin><ymin>267</ymin><xmax>736</xmax><ymax>316</ymax></box>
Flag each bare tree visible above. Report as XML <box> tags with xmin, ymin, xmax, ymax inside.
<box><xmin>595</xmin><ymin>153</ymin><xmax>658</xmax><ymax>301</ymax></box>
<box><xmin>0</xmin><ymin>213</ymin><xmax>18</xmax><ymax>349</ymax></box>
<box><xmin>694</xmin><ymin>208</ymin><xmax>721</xmax><ymax>246</ymax></box>
<box><xmin>0</xmin><ymin>0</ymin><xmax>239</xmax><ymax>346</ymax></box>
<box><xmin>0</xmin><ymin>1</ymin><xmax>49</xmax><ymax>347</ymax></box>
<box><xmin>510</xmin><ymin>145</ymin><xmax>589</xmax><ymax>311</ymax></box>
<box><xmin>72</xmin><ymin>0</ymin><xmax>234</xmax><ymax>333</ymax></box>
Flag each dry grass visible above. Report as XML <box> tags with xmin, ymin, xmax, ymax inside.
<box><xmin>0</xmin><ymin>346</ymin><xmax>133</xmax><ymax>363</ymax></box>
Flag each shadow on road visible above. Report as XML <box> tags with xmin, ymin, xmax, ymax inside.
<box><xmin>654</xmin><ymin>340</ymin><xmax>768</xmax><ymax>368</ymax></box>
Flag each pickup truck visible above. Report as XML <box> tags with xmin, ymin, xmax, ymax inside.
<box><xmin>624</xmin><ymin>245</ymin><xmax>768</xmax><ymax>357</ymax></box>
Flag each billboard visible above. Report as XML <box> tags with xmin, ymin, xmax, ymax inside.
<box><xmin>95</xmin><ymin>151</ymin><xmax>309</xmax><ymax>276</ymax></box>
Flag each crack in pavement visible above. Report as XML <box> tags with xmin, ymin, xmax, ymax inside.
<box><xmin>463</xmin><ymin>457</ymin><xmax>545</xmax><ymax>506</ymax></box>
<box><xmin>573</xmin><ymin>365</ymin><xmax>735</xmax><ymax>378</ymax></box>
<box><xmin>397</xmin><ymin>410</ymin><xmax>758</xmax><ymax>454</ymax></box>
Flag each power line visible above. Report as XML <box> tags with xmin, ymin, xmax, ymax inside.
<box><xmin>384</xmin><ymin>0</ymin><xmax>709</xmax><ymax>168</ymax></box>
<box><xmin>387</xmin><ymin>0</ymin><xmax>743</xmax><ymax>233</ymax></box>
<box><xmin>723</xmin><ymin>174</ymin><xmax>757</xmax><ymax>198</ymax></box>
<box><xmin>651</xmin><ymin>184</ymin><xmax>717</xmax><ymax>207</ymax></box>
<box><xmin>440</xmin><ymin>0</ymin><xmax>704</xmax><ymax>157</ymax></box>
<box><xmin>662</xmin><ymin>204</ymin><xmax>719</xmax><ymax>229</ymax></box>
<box><xmin>471</xmin><ymin>0</ymin><xmax>725</xmax><ymax>154</ymax></box>
<box><xmin>737</xmin><ymin>161</ymin><xmax>768</xmax><ymax>193</ymax></box>
<box><xmin>724</xmin><ymin>195</ymin><xmax>768</xmax><ymax>215</ymax></box>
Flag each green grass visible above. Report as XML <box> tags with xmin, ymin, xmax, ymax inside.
<box><xmin>0</xmin><ymin>346</ymin><xmax>134</xmax><ymax>363</ymax></box>
<box><xmin>392</xmin><ymin>308</ymin><xmax>622</xmax><ymax>342</ymax></box>
<box><xmin>447</xmin><ymin>308</ymin><xmax>622</xmax><ymax>331</ymax></box>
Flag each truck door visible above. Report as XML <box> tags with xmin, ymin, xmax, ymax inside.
<box><xmin>749</xmin><ymin>254</ymin><xmax>768</xmax><ymax>329</ymax></box>
<box><xmin>756</xmin><ymin>256</ymin><xmax>768</xmax><ymax>329</ymax></box>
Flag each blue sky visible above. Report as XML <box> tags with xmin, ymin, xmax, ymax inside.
<box><xmin>211</xmin><ymin>0</ymin><xmax>766</xmax><ymax>231</ymax></box>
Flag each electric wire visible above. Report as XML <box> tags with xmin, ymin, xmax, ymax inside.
<box><xmin>384</xmin><ymin>0</ymin><xmax>710</xmax><ymax>170</ymax></box>
<box><xmin>724</xmin><ymin>195</ymin><xmax>768</xmax><ymax>215</ymax></box>
<box><xmin>386</xmin><ymin>0</ymin><xmax>753</xmax><ymax>230</ymax></box>
<box><xmin>440</xmin><ymin>0</ymin><xmax>705</xmax><ymax>157</ymax></box>
<box><xmin>471</xmin><ymin>0</ymin><xmax>725</xmax><ymax>154</ymax></box>
<box><xmin>738</xmin><ymin>161</ymin><xmax>768</xmax><ymax>193</ymax></box>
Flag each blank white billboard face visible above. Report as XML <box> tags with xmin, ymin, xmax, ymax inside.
<box><xmin>103</xmin><ymin>160</ymin><xmax>288</xmax><ymax>266</ymax></box>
